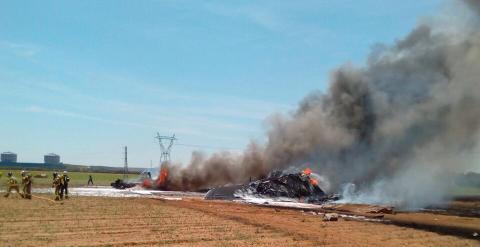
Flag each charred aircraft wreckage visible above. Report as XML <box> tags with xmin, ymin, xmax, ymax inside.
<box><xmin>117</xmin><ymin>166</ymin><xmax>338</xmax><ymax>203</ymax></box>
<box><xmin>205</xmin><ymin>168</ymin><xmax>337</xmax><ymax>202</ymax></box>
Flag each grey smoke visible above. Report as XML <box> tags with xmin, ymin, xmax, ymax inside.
<box><xmin>167</xmin><ymin>0</ymin><xmax>480</xmax><ymax>208</ymax></box>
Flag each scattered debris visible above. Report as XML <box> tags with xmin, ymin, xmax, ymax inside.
<box><xmin>323</xmin><ymin>213</ymin><xmax>339</xmax><ymax>221</ymax></box>
<box><xmin>339</xmin><ymin>214</ymin><xmax>386</xmax><ymax>223</ymax></box>
<box><xmin>111</xmin><ymin>179</ymin><xmax>136</xmax><ymax>189</ymax></box>
<box><xmin>149</xmin><ymin>196</ymin><xmax>183</xmax><ymax>201</ymax></box>
<box><xmin>366</xmin><ymin>206</ymin><xmax>394</xmax><ymax>214</ymax></box>
<box><xmin>321</xmin><ymin>203</ymin><xmax>394</xmax><ymax>215</ymax></box>
<box><xmin>205</xmin><ymin>185</ymin><xmax>245</xmax><ymax>200</ymax></box>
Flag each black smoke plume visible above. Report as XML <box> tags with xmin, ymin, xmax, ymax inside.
<box><xmin>166</xmin><ymin>1</ymin><xmax>480</xmax><ymax>208</ymax></box>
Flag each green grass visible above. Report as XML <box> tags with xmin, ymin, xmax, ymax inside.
<box><xmin>0</xmin><ymin>170</ymin><xmax>139</xmax><ymax>188</ymax></box>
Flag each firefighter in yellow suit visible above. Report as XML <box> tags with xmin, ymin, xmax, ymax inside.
<box><xmin>21</xmin><ymin>171</ymin><xmax>33</xmax><ymax>199</ymax></box>
<box><xmin>57</xmin><ymin>172</ymin><xmax>66</xmax><ymax>200</ymax></box>
<box><xmin>52</xmin><ymin>172</ymin><xmax>63</xmax><ymax>201</ymax></box>
<box><xmin>4</xmin><ymin>172</ymin><xmax>20</xmax><ymax>198</ymax></box>
<box><xmin>60</xmin><ymin>171</ymin><xmax>70</xmax><ymax>199</ymax></box>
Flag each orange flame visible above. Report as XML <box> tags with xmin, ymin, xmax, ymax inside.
<box><xmin>303</xmin><ymin>168</ymin><xmax>312</xmax><ymax>176</ymax></box>
<box><xmin>156</xmin><ymin>167</ymin><xmax>169</xmax><ymax>188</ymax></box>
<box><xmin>142</xmin><ymin>179</ymin><xmax>152</xmax><ymax>188</ymax></box>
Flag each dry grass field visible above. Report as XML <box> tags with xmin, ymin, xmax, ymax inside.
<box><xmin>0</xmin><ymin>195</ymin><xmax>479</xmax><ymax>246</ymax></box>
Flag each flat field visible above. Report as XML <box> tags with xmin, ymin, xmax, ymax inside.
<box><xmin>0</xmin><ymin>196</ymin><xmax>478</xmax><ymax>246</ymax></box>
<box><xmin>0</xmin><ymin>170</ymin><xmax>139</xmax><ymax>187</ymax></box>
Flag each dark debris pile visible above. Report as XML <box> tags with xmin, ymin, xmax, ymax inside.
<box><xmin>246</xmin><ymin>171</ymin><xmax>326</xmax><ymax>202</ymax></box>
<box><xmin>111</xmin><ymin>179</ymin><xmax>136</xmax><ymax>189</ymax></box>
<box><xmin>205</xmin><ymin>170</ymin><xmax>335</xmax><ymax>202</ymax></box>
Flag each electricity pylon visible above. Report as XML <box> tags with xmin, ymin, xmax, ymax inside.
<box><xmin>155</xmin><ymin>133</ymin><xmax>177</xmax><ymax>166</ymax></box>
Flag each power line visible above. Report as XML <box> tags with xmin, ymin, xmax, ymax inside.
<box><xmin>176</xmin><ymin>143</ymin><xmax>242</xmax><ymax>151</ymax></box>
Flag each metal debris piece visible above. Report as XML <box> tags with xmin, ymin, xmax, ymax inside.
<box><xmin>111</xmin><ymin>179</ymin><xmax>136</xmax><ymax>189</ymax></box>
<box><xmin>323</xmin><ymin>213</ymin><xmax>339</xmax><ymax>221</ymax></box>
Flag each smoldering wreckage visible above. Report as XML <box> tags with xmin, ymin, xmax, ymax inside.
<box><xmin>135</xmin><ymin>167</ymin><xmax>336</xmax><ymax>202</ymax></box>
<box><xmin>114</xmin><ymin>0</ymin><xmax>480</xmax><ymax>214</ymax></box>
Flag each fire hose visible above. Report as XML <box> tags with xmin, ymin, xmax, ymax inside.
<box><xmin>31</xmin><ymin>195</ymin><xmax>59</xmax><ymax>204</ymax></box>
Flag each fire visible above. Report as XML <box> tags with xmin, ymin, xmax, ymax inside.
<box><xmin>156</xmin><ymin>167</ymin><xmax>169</xmax><ymax>188</ymax></box>
<box><xmin>142</xmin><ymin>179</ymin><xmax>152</xmax><ymax>188</ymax></box>
<box><xmin>303</xmin><ymin>168</ymin><xmax>312</xmax><ymax>176</ymax></box>
<box><xmin>302</xmin><ymin>168</ymin><xmax>318</xmax><ymax>186</ymax></box>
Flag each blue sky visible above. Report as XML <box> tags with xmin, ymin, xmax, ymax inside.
<box><xmin>0</xmin><ymin>0</ymin><xmax>444</xmax><ymax>167</ymax></box>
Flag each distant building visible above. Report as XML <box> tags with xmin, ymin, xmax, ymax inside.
<box><xmin>1</xmin><ymin>152</ymin><xmax>17</xmax><ymax>163</ymax></box>
<box><xmin>44</xmin><ymin>153</ymin><xmax>61</xmax><ymax>164</ymax></box>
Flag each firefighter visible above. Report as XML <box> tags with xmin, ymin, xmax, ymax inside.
<box><xmin>87</xmin><ymin>174</ymin><xmax>94</xmax><ymax>186</ymax></box>
<box><xmin>20</xmin><ymin>170</ymin><xmax>26</xmax><ymax>198</ymax></box>
<box><xmin>21</xmin><ymin>170</ymin><xmax>33</xmax><ymax>199</ymax></box>
<box><xmin>4</xmin><ymin>172</ymin><xmax>20</xmax><ymax>198</ymax></box>
<box><xmin>60</xmin><ymin>171</ymin><xmax>70</xmax><ymax>199</ymax></box>
<box><xmin>52</xmin><ymin>172</ymin><xmax>63</xmax><ymax>200</ymax></box>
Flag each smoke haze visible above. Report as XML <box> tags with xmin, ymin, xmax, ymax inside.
<box><xmin>166</xmin><ymin>0</ymin><xmax>480</xmax><ymax>208</ymax></box>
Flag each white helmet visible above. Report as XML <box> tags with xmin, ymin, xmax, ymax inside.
<box><xmin>63</xmin><ymin>171</ymin><xmax>68</xmax><ymax>174</ymax></box>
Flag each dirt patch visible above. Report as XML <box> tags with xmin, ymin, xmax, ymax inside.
<box><xmin>167</xmin><ymin>198</ymin><xmax>479</xmax><ymax>246</ymax></box>
<box><xmin>0</xmin><ymin>196</ymin><xmax>478</xmax><ymax>246</ymax></box>
<box><xmin>0</xmin><ymin>196</ymin><xmax>314</xmax><ymax>246</ymax></box>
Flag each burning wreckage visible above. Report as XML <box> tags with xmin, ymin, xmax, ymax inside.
<box><xmin>205</xmin><ymin>168</ymin><xmax>337</xmax><ymax>203</ymax></box>
<box><xmin>111</xmin><ymin>166</ymin><xmax>170</xmax><ymax>190</ymax></box>
<box><xmin>110</xmin><ymin>179</ymin><xmax>136</xmax><ymax>189</ymax></box>
<box><xmin>130</xmin><ymin>166</ymin><xmax>336</xmax><ymax>203</ymax></box>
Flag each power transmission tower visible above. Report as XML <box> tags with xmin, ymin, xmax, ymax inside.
<box><xmin>123</xmin><ymin>146</ymin><xmax>128</xmax><ymax>180</ymax></box>
<box><xmin>155</xmin><ymin>133</ymin><xmax>177</xmax><ymax>166</ymax></box>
